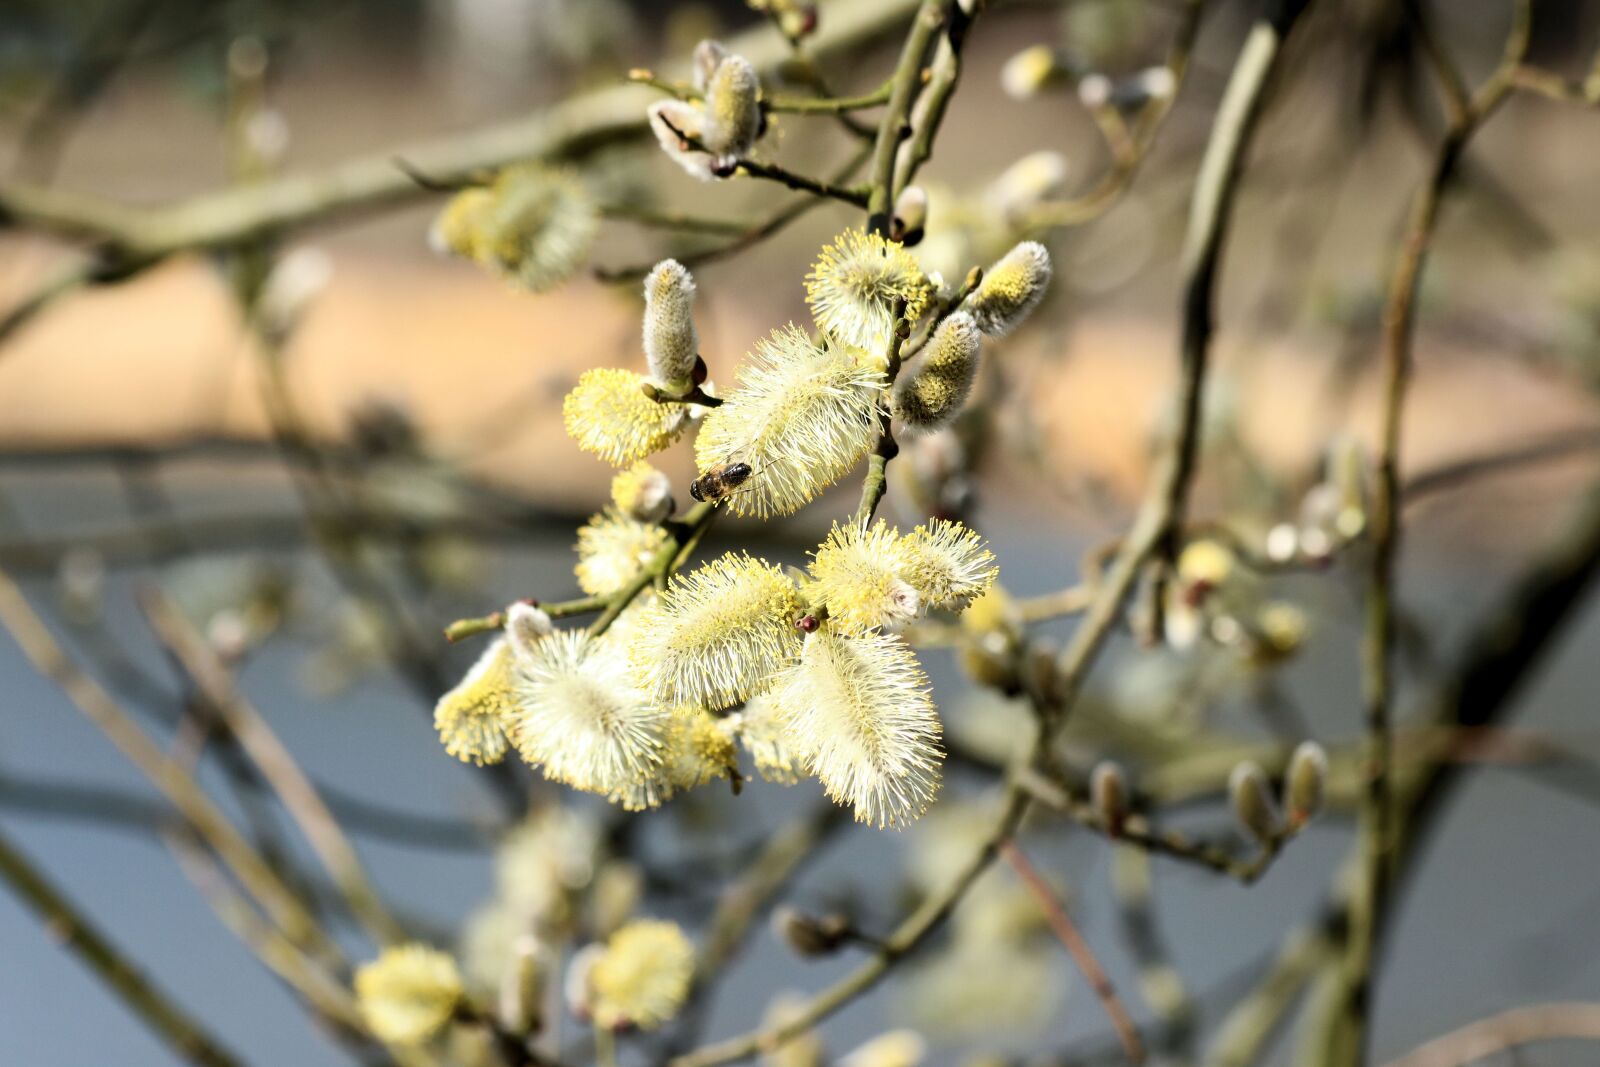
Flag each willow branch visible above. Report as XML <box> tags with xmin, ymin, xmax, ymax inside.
<box><xmin>138</xmin><ymin>586</ymin><xmax>407</xmax><ymax>949</ymax></box>
<box><xmin>1384</xmin><ymin>1002</ymin><xmax>1600</xmax><ymax>1067</ymax></box>
<box><xmin>0</xmin><ymin>0</ymin><xmax>922</xmax><ymax>263</ymax></box>
<box><xmin>0</xmin><ymin>567</ymin><xmax>338</xmax><ymax>962</ymax></box>
<box><xmin>0</xmin><ymin>824</ymin><xmax>247</xmax><ymax>1067</ymax></box>
<box><xmin>1333</xmin><ymin>7</ymin><xmax>1530</xmax><ymax>1063</ymax></box>
<box><xmin>1003</xmin><ymin>841</ymin><xmax>1146</xmax><ymax>1065</ymax></box>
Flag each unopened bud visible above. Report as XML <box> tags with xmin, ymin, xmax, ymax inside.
<box><xmin>1253</xmin><ymin>601</ymin><xmax>1307</xmax><ymax>662</ymax></box>
<box><xmin>642</xmin><ymin>259</ymin><xmax>699</xmax><ymax>394</ymax></box>
<box><xmin>703</xmin><ymin>53</ymin><xmax>763</xmax><ymax>161</ymax></box>
<box><xmin>1229</xmin><ymin>761</ymin><xmax>1282</xmax><ymax>845</ymax></box>
<box><xmin>957</xmin><ymin>639</ymin><xmax>1020</xmax><ymax>695</ymax></box>
<box><xmin>1178</xmin><ymin>539</ymin><xmax>1233</xmax><ymax>591</ymax></box>
<box><xmin>893</xmin><ymin>311</ymin><xmax>981</xmax><ymax>434</ymax></box>
<box><xmin>1090</xmin><ymin>760</ymin><xmax>1128</xmax><ymax>835</ymax></box>
<box><xmin>1329</xmin><ymin>435</ymin><xmax>1369</xmax><ymax>541</ymax></box>
<box><xmin>1001</xmin><ymin>44</ymin><xmax>1061</xmax><ymax>100</ymax></box>
<box><xmin>505</xmin><ymin>601</ymin><xmax>553</xmax><ymax>661</ymax></box>
<box><xmin>1077</xmin><ymin>72</ymin><xmax>1112</xmax><ymax>109</ymax></box>
<box><xmin>771</xmin><ymin>906</ymin><xmax>851</xmax><ymax>957</ymax></box>
<box><xmin>1284</xmin><ymin>741</ymin><xmax>1327</xmax><ymax>829</ymax></box>
<box><xmin>778</xmin><ymin>4</ymin><xmax>818</xmax><ymax>40</ymax></box>
<box><xmin>795</xmin><ymin>613</ymin><xmax>820</xmax><ymax>633</ymax></box>
<box><xmin>890</xmin><ymin>185</ymin><xmax>928</xmax><ymax>246</ymax></box>
<box><xmin>692</xmin><ymin>39</ymin><xmax>729</xmax><ymax>92</ymax></box>
<box><xmin>1265</xmin><ymin>522</ymin><xmax>1299</xmax><ymax>563</ymax></box>
<box><xmin>966</xmin><ymin>242</ymin><xmax>1052</xmax><ymax>337</ymax></box>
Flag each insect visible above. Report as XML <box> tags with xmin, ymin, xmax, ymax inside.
<box><xmin>689</xmin><ymin>461</ymin><xmax>754</xmax><ymax>503</ymax></box>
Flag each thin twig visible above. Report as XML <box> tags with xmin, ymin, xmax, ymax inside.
<box><xmin>0</xmin><ymin>824</ymin><xmax>247</xmax><ymax>1067</ymax></box>
<box><xmin>1383</xmin><ymin>1002</ymin><xmax>1600</xmax><ymax>1067</ymax></box>
<box><xmin>0</xmin><ymin>566</ymin><xmax>339</xmax><ymax>962</ymax></box>
<box><xmin>1003</xmin><ymin>841</ymin><xmax>1146</xmax><ymax>1065</ymax></box>
<box><xmin>138</xmin><ymin>586</ymin><xmax>407</xmax><ymax>949</ymax></box>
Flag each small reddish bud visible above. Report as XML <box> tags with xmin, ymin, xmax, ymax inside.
<box><xmin>796</xmin><ymin>614</ymin><xmax>820</xmax><ymax>633</ymax></box>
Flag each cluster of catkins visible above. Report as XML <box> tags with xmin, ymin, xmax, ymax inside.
<box><xmin>433</xmin><ymin>38</ymin><xmax>1055</xmax><ymax>829</ymax></box>
<box><xmin>436</xmin><ymin>218</ymin><xmax>1052</xmax><ymax>828</ymax></box>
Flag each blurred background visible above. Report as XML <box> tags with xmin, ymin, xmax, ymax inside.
<box><xmin>2</xmin><ymin>0</ymin><xmax>1600</xmax><ymax>1064</ymax></box>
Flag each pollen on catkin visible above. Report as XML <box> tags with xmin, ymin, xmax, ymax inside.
<box><xmin>433</xmin><ymin>166</ymin><xmax>598</xmax><ymax>292</ymax></box>
<box><xmin>806</xmin><ymin>521</ymin><xmax>921</xmax><ymax>634</ymax></box>
<box><xmin>773</xmin><ymin>628</ymin><xmax>943</xmax><ymax>828</ymax></box>
<box><xmin>966</xmin><ymin>241</ymin><xmax>1052</xmax><ymax>337</ymax></box>
<box><xmin>434</xmin><ymin>637</ymin><xmax>517</xmax><ymax>765</ymax></box>
<box><xmin>574</xmin><ymin>509</ymin><xmax>671</xmax><ymax>596</ymax></box>
<box><xmin>609</xmin><ymin>708</ymin><xmax>737</xmax><ymax>811</ymax></box>
<box><xmin>355</xmin><ymin>944</ymin><xmax>464</xmax><ymax>1046</ymax></box>
<box><xmin>630</xmin><ymin>553</ymin><xmax>802</xmax><ymax>710</ymax></box>
<box><xmin>893</xmin><ymin>312</ymin><xmax>982</xmax><ymax>434</ymax></box>
<box><xmin>694</xmin><ymin>325</ymin><xmax>885</xmax><ymax>518</ymax></box>
<box><xmin>805</xmin><ymin>229</ymin><xmax>933</xmax><ymax>355</ymax></box>
<box><xmin>563</xmin><ymin>367</ymin><xmax>691</xmax><ymax>466</ymax></box>
<box><xmin>588</xmin><ymin>919</ymin><xmax>695</xmax><ymax>1030</ymax></box>
<box><xmin>642</xmin><ymin>259</ymin><xmax>699</xmax><ymax>394</ymax></box>
<box><xmin>610</xmin><ymin>462</ymin><xmax>675</xmax><ymax>524</ymax></box>
<box><xmin>732</xmin><ymin>693</ymin><xmax>804</xmax><ymax>784</ymax></box>
<box><xmin>900</xmin><ymin>519</ymin><xmax>998</xmax><ymax>611</ymax></box>
<box><xmin>509</xmin><ymin>630</ymin><xmax>668</xmax><ymax>796</ymax></box>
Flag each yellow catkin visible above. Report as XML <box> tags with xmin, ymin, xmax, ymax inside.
<box><xmin>609</xmin><ymin>708</ymin><xmax>736</xmax><ymax>811</ymax></box>
<box><xmin>563</xmin><ymin>367</ymin><xmax>690</xmax><ymax>466</ymax></box>
<box><xmin>772</xmin><ymin>628</ymin><xmax>943</xmax><ymax>829</ymax></box>
<box><xmin>588</xmin><ymin>920</ymin><xmax>695</xmax><ymax>1030</ymax></box>
<box><xmin>510</xmin><ymin>631</ymin><xmax>669</xmax><ymax>796</ymax></box>
<box><xmin>893</xmin><ymin>312</ymin><xmax>982</xmax><ymax>434</ymax></box>
<box><xmin>434</xmin><ymin>637</ymin><xmax>518</xmax><ymax>765</ymax></box>
<box><xmin>574</xmin><ymin>508</ymin><xmax>671</xmax><ymax>596</ymax></box>
<box><xmin>967</xmin><ymin>241</ymin><xmax>1051</xmax><ymax>337</ymax></box>
<box><xmin>805</xmin><ymin>229</ymin><xmax>933</xmax><ymax>356</ymax></box>
<box><xmin>694</xmin><ymin>325</ymin><xmax>885</xmax><ymax>518</ymax></box>
<box><xmin>900</xmin><ymin>519</ymin><xmax>998</xmax><ymax>611</ymax></box>
<box><xmin>806</xmin><ymin>521</ymin><xmax>920</xmax><ymax>634</ymax></box>
<box><xmin>629</xmin><ymin>553</ymin><xmax>802</xmax><ymax>710</ymax></box>
<box><xmin>355</xmin><ymin>944</ymin><xmax>464</xmax><ymax>1045</ymax></box>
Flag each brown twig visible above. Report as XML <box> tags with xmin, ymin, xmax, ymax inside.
<box><xmin>1002</xmin><ymin>841</ymin><xmax>1146</xmax><ymax>1065</ymax></box>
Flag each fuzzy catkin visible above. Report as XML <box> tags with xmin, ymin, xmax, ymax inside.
<box><xmin>642</xmin><ymin>259</ymin><xmax>699</xmax><ymax>393</ymax></box>
<box><xmin>433</xmin><ymin>637</ymin><xmax>518</xmax><ymax>766</ymax></box>
<box><xmin>805</xmin><ymin>228</ymin><xmax>933</xmax><ymax>356</ymax></box>
<box><xmin>702</xmin><ymin>53</ymin><xmax>762</xmax><ymax>160</ymax></box>
<box><xmin>355</xmin><ymin>944</ymin><xmax>464</xmax><ymax>1046</ymax></box>
<box><xmin>1229</xmin><ymin>761</ymin><xmax>1282</xmax><ymax>844</ymax></box>
<box><xmin>967</xmin><ymin>241</ymin><xmax>1052</xmax><ymax>337</ymax></box>
<box><xmin>693</xmin><ymin>325</ymin><xmax>885</xmax><ymax>519</ymax></box>
<box><xmin>773</xmin><ymin>628</ymin><xmax>943</xmax><ymax>829</ymax></box>
<box><xmin>563</xmin><ymin>367</ymin><xmax>690</xmax><ymax>466</ymax></box>
<box><xmin>629</xmin><ymin>553</ymin><xmax>802</xmax><ymax>710</ymax></box>
<box><xmin>510</xmin><ymin>631</ymin><xmax>668</xmax><ymax>796</ymax></box>
<box><xmin>893</xmin><ymin>311</ymin><xmax>981</xmax><ymax>433</ymax></box>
